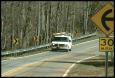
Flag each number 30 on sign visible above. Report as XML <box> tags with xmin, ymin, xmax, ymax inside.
<box><xmin>99</xmin><ymin>37</ymin><xmax>114</xmax><ymax>52</ymax></box>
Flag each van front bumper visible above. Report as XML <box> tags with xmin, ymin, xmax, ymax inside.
<box><xmin>51</xmin><ymin>46</ymin><xmax>69</xmax><ymax>50</ymax></box>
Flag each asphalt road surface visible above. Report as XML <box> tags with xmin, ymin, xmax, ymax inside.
<box><xmin>1</xmin><ymin>39</ymin><xmax>105</xmax><ymax>77</ymax></box>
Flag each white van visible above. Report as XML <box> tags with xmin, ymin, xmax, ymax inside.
<box><xmin>51</xmin><ymin>35</ymin><xmax>72</xmax><ymax>52</ymax></box>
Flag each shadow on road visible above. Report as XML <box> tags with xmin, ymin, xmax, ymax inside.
<box><xmin>49</xmin><ymin>50</ymin><xmax>69</xmax><ymax>52</ymax></box>
<box><xmin>46</xmin><ymin>60</ymin><xmax>76</xmax><ymax>64</ymax></box>
<box><xmin>46</xmin><ymin>59</ymin><xmax>114</xmax><ymax>67</ymax></box>
<box><xmin>79</xmin><ymin>61</ymin><xmax>114</xmax><ymax>67</ymax></box>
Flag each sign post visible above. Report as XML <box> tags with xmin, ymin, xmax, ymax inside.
<box><xmin>13</xmin><ymin>38</ymin><xmax>19</xmax><ymax>56</ymax></box>
<box><xmin>91</xmin><ymin>3</ymin><xmax>114</xmax><ymax>77</ymax></box>
<box><xmin>105</xmin><ymin>51</ymin><xmax>108</xmax><ymax>77</ymax></box>
<box><xmin>34</xmin><ymin>36</ymin><xmax>38</xmax><ymax>51</ymax></box>
<box><xmin>99</xmin><ymin>37</ymin><xmax>114</xmax><ymax>77</ymax></box>
<box><xmin>105</xmin><ymin>35</ymin><xmax>108</xmax><ymax>77</ymax></box>
<box><xmin>74</xmin><ymin>30</ymin><xmax>78</xmax><ymax>42</ymax></box>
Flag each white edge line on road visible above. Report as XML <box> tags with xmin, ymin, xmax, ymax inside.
<box><xmin>1</xmin><ymin>39</ymin><xmax>99</xmax><ymax>62</ymax></box>
<box><xmin>62</xmin><ymin>55</ymin><xmax>99</xmax><ymax>77</ymax></box>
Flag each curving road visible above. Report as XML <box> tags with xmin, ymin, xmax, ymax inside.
<box><xmin>1</xmin><ymin>39</ymin><xmax>105</xmax><ymax>77</ymax></box>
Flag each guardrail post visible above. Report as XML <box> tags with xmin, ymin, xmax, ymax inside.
<box><xmin>76</xmin><ymin>35</ymin><xmax>78</xmax><ymax>42</ymax></box>
<box><xmin>35</xmin><ymin>41</ymin><xmax>37</xmax><ymax>52</ymax></box>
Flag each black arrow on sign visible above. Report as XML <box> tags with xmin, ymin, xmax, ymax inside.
<box><xmin>35</xmin><ymin>36</ymin><xmax>38</xmax><ymax>41</ymax></box>
<box><xmin>101</xmin><ymin>9</ymin><xmax>114</xmax><ymax>31</ymax></box>
<box><xmin>75</xmin><ymin>30</ymin><xmax>78</xmax><ymax>34</ymax></box>
<box><xmin>14</xmin><ymin>39</ymin><xmax>17</xmax><ymax>44</ymax></box>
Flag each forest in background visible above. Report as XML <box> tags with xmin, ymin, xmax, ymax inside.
<box><xmin>1</xmin><ymin>1</ymin><xmax>114</xmax><ymax>51</ymax></box>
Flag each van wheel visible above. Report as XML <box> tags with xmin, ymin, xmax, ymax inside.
<box><xmin>52</xmin><ymin>49</ymin><xmax>54</xmax><ymax>51</ymax></box>
<box><xmin>55</xmin><ymin>49</ymin><xmax>57</xmax><ymax>51</ymax></box>
<box><xmin>69</xmin><ymin>49</ymin><xmax>71</xmax><ymax>51</ymax></box>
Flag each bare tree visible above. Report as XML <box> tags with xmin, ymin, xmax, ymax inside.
<box><xmin>1</xmin><ymin>1</ymin><xmax>114</xmax><ymax>51</ymax></box>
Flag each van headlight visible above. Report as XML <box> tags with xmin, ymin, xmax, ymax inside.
<box><xmin>52</xmin><ymin>44</ymin><xmax>55</xmax><ymax>46</ymax></box>
<box><xmin>65</xmin><ymin>44</ymin><xmax>68</xmax><ymax>46</ymax></box>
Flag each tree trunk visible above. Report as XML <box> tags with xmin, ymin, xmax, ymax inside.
<box><xmin>42</xmin><ymin>2</ymin><xmax>45</xmax><ymax>44</ymax></box>
<box><xmin>49</xmin><ymin>2</ymin><xmax>51</xmax><ymax>43</ymax></box>
<box><xmin>1</xmin><ymin>17</ymin><xmax>3</xmax><ymax>33</ymax></box>
<box><xmin>12</xmin><ymin>2</ymin><xmax>14</xmax><ymax>50</ymax></box>
<box><xmin>56</xmin><ymin>2</ymin><xmax>60</xmax><ymax>33</ymax></box>
<box><xmin>37</xmin><ymin>1</ymin><xmax>41</xmax><ymax>45</ymax></box>
<box><xmin>46</xmin><ymin>2</ymin><xmax>50</xmax><ymax>44</ymax></box>
<box><xmin>83</xmin><ymin>3</ymin><xmax>86</xmax><ymax>35</ymax></box>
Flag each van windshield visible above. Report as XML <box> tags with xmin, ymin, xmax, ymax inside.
<box><xmin>52</xmin><ymin>37</ymin><xmax>69</xmax><ymax>42</ymax></box>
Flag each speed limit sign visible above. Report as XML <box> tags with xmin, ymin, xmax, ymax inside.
<box><xmin>99</xmin><ymin>37</ymin><xmax>114</xmax><ymax>52</ymax></box>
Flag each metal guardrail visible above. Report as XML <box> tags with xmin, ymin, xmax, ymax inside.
<box><xmin>72</xmin><ymin>32</ymin><xmax>97</xmax><ymax>41</ymax></box>
<box><xmin>1</xmin><ymin>32</ymin><xmax>97</xmax><ymax>56</ymax></box>
<box><xmin>1</xmin><ymin>43</ymin><xmax>52</xmax><ymax>56</ymax></box>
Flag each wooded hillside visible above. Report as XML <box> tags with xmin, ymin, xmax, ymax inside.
<box><xmin>1</xmin><ymin>1</ymin><xmax>114</xmax><ymax>51</ymax></box>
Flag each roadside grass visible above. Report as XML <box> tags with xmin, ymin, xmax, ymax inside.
<box><xmin>66</xmin><ymin>55</ymin><xmax>114</xmax><ymax>77</ymax></box>
<box><xmin>1</xmin><ymin>31</ymin><xmax>114</xmax><ymax>61</ymax></box>
<box><xmin>66</xmin><ymin>31</ymin><xmax>114</xmax><ymax>77</ymax></box>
